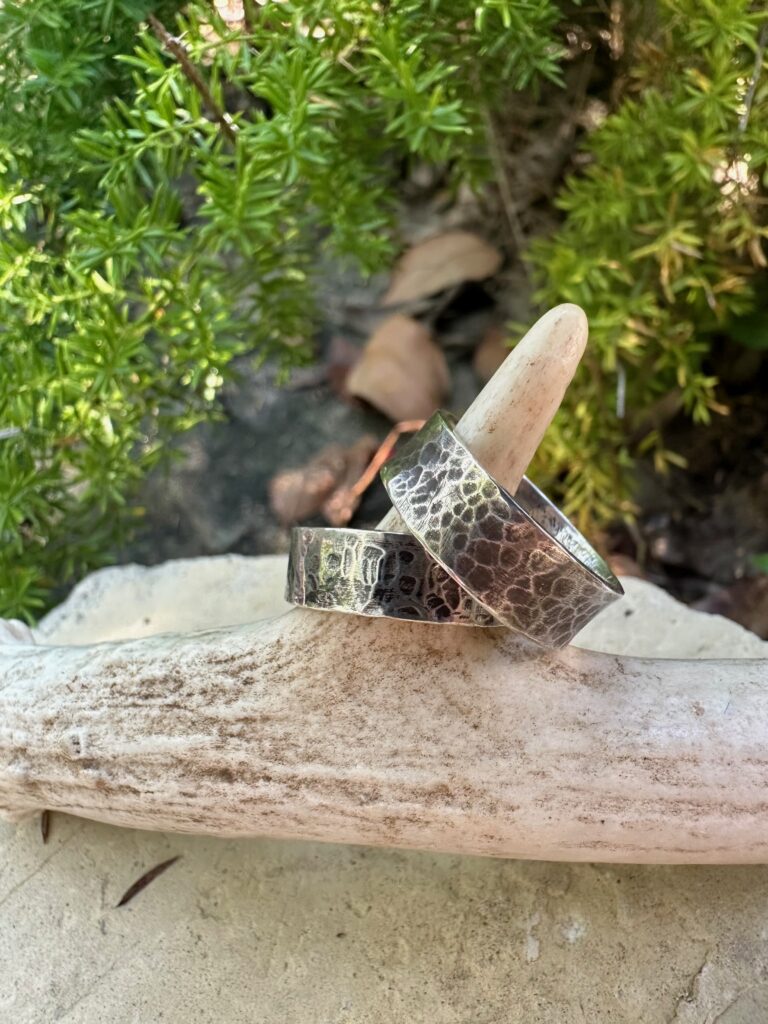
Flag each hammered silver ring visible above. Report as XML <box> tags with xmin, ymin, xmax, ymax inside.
<box><xmin>381</xmin><ymin>410</ymin><xmax>623</xmax><ymax>647</ymax></box>
<box><xmin>286</xmin><ymin>525</ymin><xmax>499</xmax><ymax>627</ymax></box>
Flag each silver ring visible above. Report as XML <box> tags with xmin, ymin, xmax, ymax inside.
<box><xmin>286</xmin><ymin>526</ymin><xmax>499</xmax><ymax>626</ymax></box>
<box><xmin>381</xmin><ymin>410</ymin><xmax>623</xmax><ymax>647</ymax></box>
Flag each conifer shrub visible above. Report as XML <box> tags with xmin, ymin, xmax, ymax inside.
<box><xmin>529</xmin><ymin>0</ymin><xmax>768</xmax><ymax>526</ymax></box>
<box><xmin>0</xmin><ymin>0</ymin><xmax>566</xmax><ymax>618</ymax></box>
<box><xmin>2</xmin><ymin>0</ymin><xmax>766</xmax><ymax>619</ymax></box>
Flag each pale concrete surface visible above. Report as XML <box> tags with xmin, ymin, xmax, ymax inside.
<box><xmin>2</xmin><ymin>558</ymin><xmax>768</xmax><ymax>1023</ymax></box>
<box><xmin>4</xmin><ymin>816</ymin><xmax>768</xmax><ymax>1024</ymax></box>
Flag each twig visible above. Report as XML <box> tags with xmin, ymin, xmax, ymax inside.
<box><xmin>739</xmin><ymin>21</ymin><xmax>768</xmax><ymax>133</ymax></box>
<box><xmin>342</xmin><ymin>420</ymin><xmax>425</xmax><ymax>504</ymax></box>
<box><xmin>148</xmin><ymin>15</ymin><xmax>238</xmax><ymax>143</ymax></box>
<box><xmin>480</xmin><ymin>104</ymin><xmax>528</xmax><ymax>264</ymax></box>
<box><xmin>321</xmin><ymin>420</ymin><xmax>425</xmax><ymax>527</ymax></box>
<box><xmin>40</xmin><ymin>810</ymin><xmax>50</xmax><ymax>845</ymax></box>
<box><xmin>609</xmin><ymin>0</ymin><xmax>625</xmax><ymax>62</ymax></box>
<box><xmin>615</xmin><ymin>361</ymin><xmax>627</xmax><ymax>419</ymax></box>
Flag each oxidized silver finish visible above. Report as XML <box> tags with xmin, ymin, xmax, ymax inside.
<box><xmin>286</xmin><ymin>526</ymin><xmax>499</xmax><ymax>627</ymax></box>
<box><xmin>381</xmin><ymin>411</ymin><xmax>623</xmax><ymax>647</ymax></box>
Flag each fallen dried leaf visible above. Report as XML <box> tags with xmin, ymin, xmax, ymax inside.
<box><xmin>382</xmin><ymin>230</ymin><xmax>502</xmax><ymax>306</ymax></box>
<box><xmin>320</xmin><ymin>435</ymin><xmax>380</xmax><ymax>526</ymax></box>
<box><xmin>346</xmin><ymin>314</ymin><xmax>450</xmax><ymax>422</ymax></box>
<box><xmin>269</xmin><ymin>436</ymin><xmax>378</xmax><ymax>527</ymax></box>
<box><xmin>269</xmin><ymin>445</ymin><xmax>349</xmax><ymax>527</ymax></box>
<box><xmin>116</xmin><ymin>856</ymin><xmax>181</xmax><ymax>908</ymax></box>
<box><xmin>214</xmin><ymin>0</ymin><xmax>245</xmax><ymax>22</ymax></box>
<box><xmin>473</xmin><ymin>324</ymin><xmax>510</xmax><ymax>382</ymax></box>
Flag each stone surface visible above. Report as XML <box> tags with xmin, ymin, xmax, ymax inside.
<box><xmin>2</xmin><ymin>558</ymin><xmax>767</xmax><ymax>1022</ymax></box>
<box><xmin>5</xmin><ymin>815</ymin><xmax>768</xmax><ymax>1024</ymax></box>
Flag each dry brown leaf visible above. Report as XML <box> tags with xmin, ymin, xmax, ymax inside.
<box><xmin>269</xmin><ymin>445</ymin><xmax>349</xmax><ymax>526</ymax></box>
<box><xmin>472</xmin><ymin>324</ymin><xmax>510</xmax><ymax>383</ymax></box>
<box><xmin>269</xmin><ymin>436</ymin><xmax>378</xmax><ymax>527</ymax></box>
<box><xmin>382</xmin><ymin>230</ymin><xmax>502</xmax><ymax>306</ymax></box>
<box><xmin>214</xmin><ymin>0</ymin><xmax>245</xmax><ymax>22</ymax></box>
<box><xmin>116</xmin><ymin>856</ymin><xmax>182</xmax><ymax>908</ymax></box>
<box><xmin>345</xmin><ymin>314</ymin><xmax>450</xmax><ymax>422</ymax></box>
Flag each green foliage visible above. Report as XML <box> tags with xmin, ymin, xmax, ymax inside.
<box><xmin>529</xmin><ymin>0</ymin><xmax>768</xmax><ymax>526</ymax></box>
<box><xmin>7</xmin><ymin>0</ymin><xmax>764</xmax><ymax>619</ymax></box>
<box><xmin>0</xmin><ymin>0</ymin><xmax>566</xmax><ymax>619</ymax></box>
<box><xmin>729</xmin><ymin>309</ymin><xmax>768</xmax><ymax>350</ymax></box>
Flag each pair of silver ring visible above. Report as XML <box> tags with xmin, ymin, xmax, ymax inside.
<box><xmin>286</xmin><ymin>411</ymin><xmax>623</xmax><ymax>647</ymax></box>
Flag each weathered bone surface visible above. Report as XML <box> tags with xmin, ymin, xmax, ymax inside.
<box><xmin>2</xmin><ymin>564</ymin><xmax>767</xmax><ymax>862</ymax></box>
<box><xmin>2</xmin><ymin>304</ymin><xmax>767</xmax><ymax>864</ymax></box>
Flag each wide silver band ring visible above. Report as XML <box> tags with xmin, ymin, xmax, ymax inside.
<box><xmin>286</xmin><ymin>526</ymin><xmax>499</xmax><ymax>627</ymax></box>
<box><xmin>381</xmin><ymin>410</ymin><xmax>623</xmax><ymax>647</ymax></box>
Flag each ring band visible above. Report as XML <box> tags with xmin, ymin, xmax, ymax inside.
<box><xmin>286</xmin><ymin>526</ymin><xmax>499</xmax><ymax>627</ymax></box>
<box><xmin>381</xmin><ymin>410</ymin><xmax>623</xmax><ymax>647</ymax></box>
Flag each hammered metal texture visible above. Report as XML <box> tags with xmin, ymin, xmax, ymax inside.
<box><xmin>287</xmin><ymin>527</ymin><xmax>499</xmax><ymax>627</ymax></box>
<box><xmin>381</xmin><ymin>411</ymin><xmax>623</xmax><ymax>647</ymax></box>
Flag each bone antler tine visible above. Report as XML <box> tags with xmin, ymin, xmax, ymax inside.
<box><xmin>377</xmin><ymin>303</ymin><xmax>587</xmax><ymax>530</ymax></box>
<box><xmin>453</xmin><ymin>302</ymin><xmax>587</xmax><ymax>490</ymax></box>
<box><xmin>2</xmin><ymin>585</ymin><xmax>768</xmax><ymax>862</ymax></box>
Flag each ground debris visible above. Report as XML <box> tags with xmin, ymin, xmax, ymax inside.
<box><xmin>693</xmin><ymin>575</ymin><xmax>768</xmax><ymax>640</ymax></box>
<box><xmin>321</xmin><ymin>421</ymin><xmax>424</xmax><ymax>527</ymax></box>
<box><xmin>382</xmin><ymin>230</ymin><xmax>502</xmax><ymax>307</ymax></box>
<box><xmin>269</xmin><ymin>436</ymin><xmax>378</xmax><ymax>527</ymax></box>
<box><xmin>116</xmin><ymin>855</ymin><xmax>181</xmax><ymax>908</ymax></box>
<box><xmin>346</xmin><ymin>314</ymin><xmax>449</xmax><ymax>422</ymax></box>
